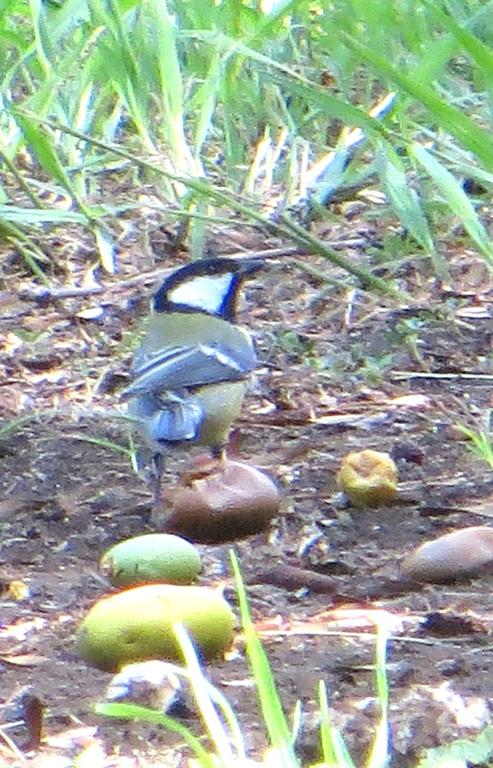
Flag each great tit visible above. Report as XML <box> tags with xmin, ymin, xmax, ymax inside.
<box><xmin>122</xmin><ymin>257</ymin><xmax>262</xmax><ymax>505</ymax></box>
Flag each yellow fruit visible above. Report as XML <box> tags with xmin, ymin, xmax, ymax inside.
<box><xmin>337</xmin><ymin>449</ymin><xmax>398</xmax><ymax>507</ymax></box>
<box><xmin>100</xmin><ymin>534</ymin><xmax>201</xmax><ymax>588</ymax></box>
<box><xmin>77</xmin><ymin>584</ymin><xmax>234</xmax><ymax>672</ymax></box>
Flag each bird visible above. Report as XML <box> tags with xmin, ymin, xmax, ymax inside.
<box><xmin>121</xmin><ymin>257</ymin><xmax>263</xmax><ymax>508</ymax></box>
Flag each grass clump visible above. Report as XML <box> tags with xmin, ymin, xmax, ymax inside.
<box><xmin>96</xmin><ymin>552</ymin><xmax>391</xmax><ymax>768</ymax></box>
<box><xmin>457</xmin><ymin>413</ymin><xmax>493</xmax><ymax>470</ymax></box>
<box><xmin>1</xmin><ymin>1</ymin><xmax>493</xmax><ymax>280</ymax></box>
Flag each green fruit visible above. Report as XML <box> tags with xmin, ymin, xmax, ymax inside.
<box><xmin>77</xmin><ymin>584</ymin><xmax>235</xmax><ymax>672</ymax></box>
<box><xmin>100</xmin><ymin>534</ymin><xmax>201</xmax><ymax>588</ymax></box>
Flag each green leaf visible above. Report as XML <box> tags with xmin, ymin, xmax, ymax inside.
<box><xmin>416</xmin><ymin>725</ymin><xmax>493</xmax><ymax>768</ymax></box>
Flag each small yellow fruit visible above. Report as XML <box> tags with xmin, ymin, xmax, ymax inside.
<box><xmin>337</xmin><ymin>449</ymin><xmax>398</xmax><ymax>507</ymax></box>
<box><xmin>100</xmin><ymin>533</ymin><xmax>201</xmax><ymax>588</ymax></box>
<box><xmin>76</xmin><ymin>584</ymin><xmax>234</xmax><ymax>672</ymax></box>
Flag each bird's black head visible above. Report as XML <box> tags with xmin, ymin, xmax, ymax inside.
<box><xmin>152</xmin><ymin>257</ymin><xmax>263</xmax><ymax>321</ymax></box>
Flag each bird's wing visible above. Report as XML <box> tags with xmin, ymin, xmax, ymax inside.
<box><xmin>128</xmin><ymin>393</ymin><xmax>204</xmax><ymax>443</ymax></box>
<box><xmin>122</xmin><ymin>342</ymin><xmax>256</xmax><ymax>399</ymax></box>
<box><xmin>149</xmin><ymin>397</ymin><xmax>204</xmax><ymax>443</ymax></box>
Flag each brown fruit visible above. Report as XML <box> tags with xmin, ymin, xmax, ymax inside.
<box><xmin>165</xmin><ymin>459</ymin><xmax>280</xmax><ymax>543</ymax></box>
<box><xmin>401</xmin><ymin>526</ymin><xmax>493</xmax><ymax>583</ymax></box>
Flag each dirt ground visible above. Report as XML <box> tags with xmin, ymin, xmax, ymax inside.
<box><xmin>1</xmin><ymin>219</ymin><xmax>493</xmax><ymax>767</ymax></box>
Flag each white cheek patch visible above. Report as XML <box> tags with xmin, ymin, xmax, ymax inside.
<box><xmin>168</xmin><ymin>273</ymin><xmax>234</xmax><ymax>313</ymax></box>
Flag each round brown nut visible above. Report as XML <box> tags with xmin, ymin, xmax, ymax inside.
<box><xmin>166</xmin><ymin>459</ymin><xmax>280</xmax><ymax>543</ymax></box>
<box><xmin>401</xmin><ymin>526</ymin><xmax>493</xmax><ymax>583</ymax></box>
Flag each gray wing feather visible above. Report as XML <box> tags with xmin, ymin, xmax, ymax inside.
<box><xmin>149</xmin><ymin>400</ymin><xmax>203</xmax><ymax>442</ymax></box>
<box><xmin>129</xmin><ymin>393</ymin><xmax>204</xmax><ymax>443</ymax></box>
<box><xmin>122</xmin><ymin>343</ymin><xmax>256</xmax><ymax>399</ymax></box>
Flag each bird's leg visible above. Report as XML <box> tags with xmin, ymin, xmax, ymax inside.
<box><xmin>210</xmin><ymin>444</ymin><xmax>227</xmax><ymax>469</ymax></box>
<box><xmin>150</xmin><ymin>451</ymin><xmax>166</xmax><ymax>519</ymax></box>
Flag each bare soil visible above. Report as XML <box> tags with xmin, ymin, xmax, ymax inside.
<box><xmin>1</xmin><ymin>225</ymin><xmax>493</xmax><ymax>767</ymax></box>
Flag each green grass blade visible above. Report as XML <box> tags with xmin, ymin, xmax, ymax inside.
<box><xmin>15</xmin><ymin>114</ymin><xmax>96</xmax><ymax>222</ymax></box>
<box><xmin>0</xmin><ymin>206</ymin><xmax>86</xmax><ymax>224</ymax></box>
<box><xmin>410</xmin><ymin>142</ymin><xmax>493</xmax><ymax>266</ymax></box>
<box><xmin>340</xmin><ymin>31</ymin><xmax>493</xmax><ymax>171</ymax></box>
<box><xmin>366</xmin><ymin>621</ymin><xmax>390</xmax><ymax>768</ymax></box>
<box><xmin>88</xmin><ymin>0</ymin><xmax>154</xmax><ymax>149</ymax></box>
<box><xmin>425</xmin><ymin>1</ymin><xmax>493</xmax><ymax>86</ymax></box>
<box><xmin>230</xmin><ymin>550</ymin><xmax>299</xmax><ymax>767</ymax></box>
<box><xmin>95</xmin><ymin>702</ymin><xmax>217</xmax><ymax>768</ymax></box>
<box><xmin>150</xmin><ymin>0</ymin><xmax>199</xmax><ymax>173</ymax></box>
<box><xmin>456</xmin><ymin>424</ymin><xmax>493</xmax><ymax>470</ymax></box>
<box><xmin>375</xmin><ymin>142</ymin><xmax>445</xmax><ymax>277</ymax></box>
<box><xmin>0</xmin><ymin>216</ymin><xmax>50</xmax><ymax>281</ymax></box>
<box><xmin>173</xmin><ymin>623</ymin><xmax>244</xmax><ymax>764</ymax></box>
<box><xmin>93</xmin><ymin>225</ymin><xmax>116</xmax><ymax>274</ymax></box>
<box><xmin>192</xmin><ymin>52</ymin><xmax>223</xmax><ymax>154</ymax></box>
<box><xmin>318</xmin><ymin>680</ymin><xmax>356</xmax><ymax>768</ymax></box>
<box><xmin>16</xmin><ymin>114</ymin><xmax>72</xmax><ymax>192</ymax></box>
<box><xmin>29</xmin><ymin>0</ymin><xmax>52</xmax><ymax>76</ymax></box>
<box><xmin>70</xmin><ymin>435</ymin><xmax>136</xmax><ymax>460</ymax></box>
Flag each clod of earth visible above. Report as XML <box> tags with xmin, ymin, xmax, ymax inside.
<box><xmin>100</xmin><ymin>533</ymin><xmax>202</xmax><ymax>588</ymax></box>
<box><xmin>165</xmin><ymin>458</ymin><xmax>280</xmax><ymax>543</ymax></box>
<box><xmin>76</xmin><ymin>584</ymin><xmax>235</xmax><ymax>672</ymax></box>
<box><xmin>104</xmin><ymin>660</ymin><xmax>183</xmax><ymax>713</ymax></box>
<box><xmin>401</xmin><ymin>525</ymin><xmax>493</xmax><ymax>582</ymax></box>
<box><xmin>337</xmin><ymin>448</ymin><xmax>398</xmax><ymax>507</ymax></box>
